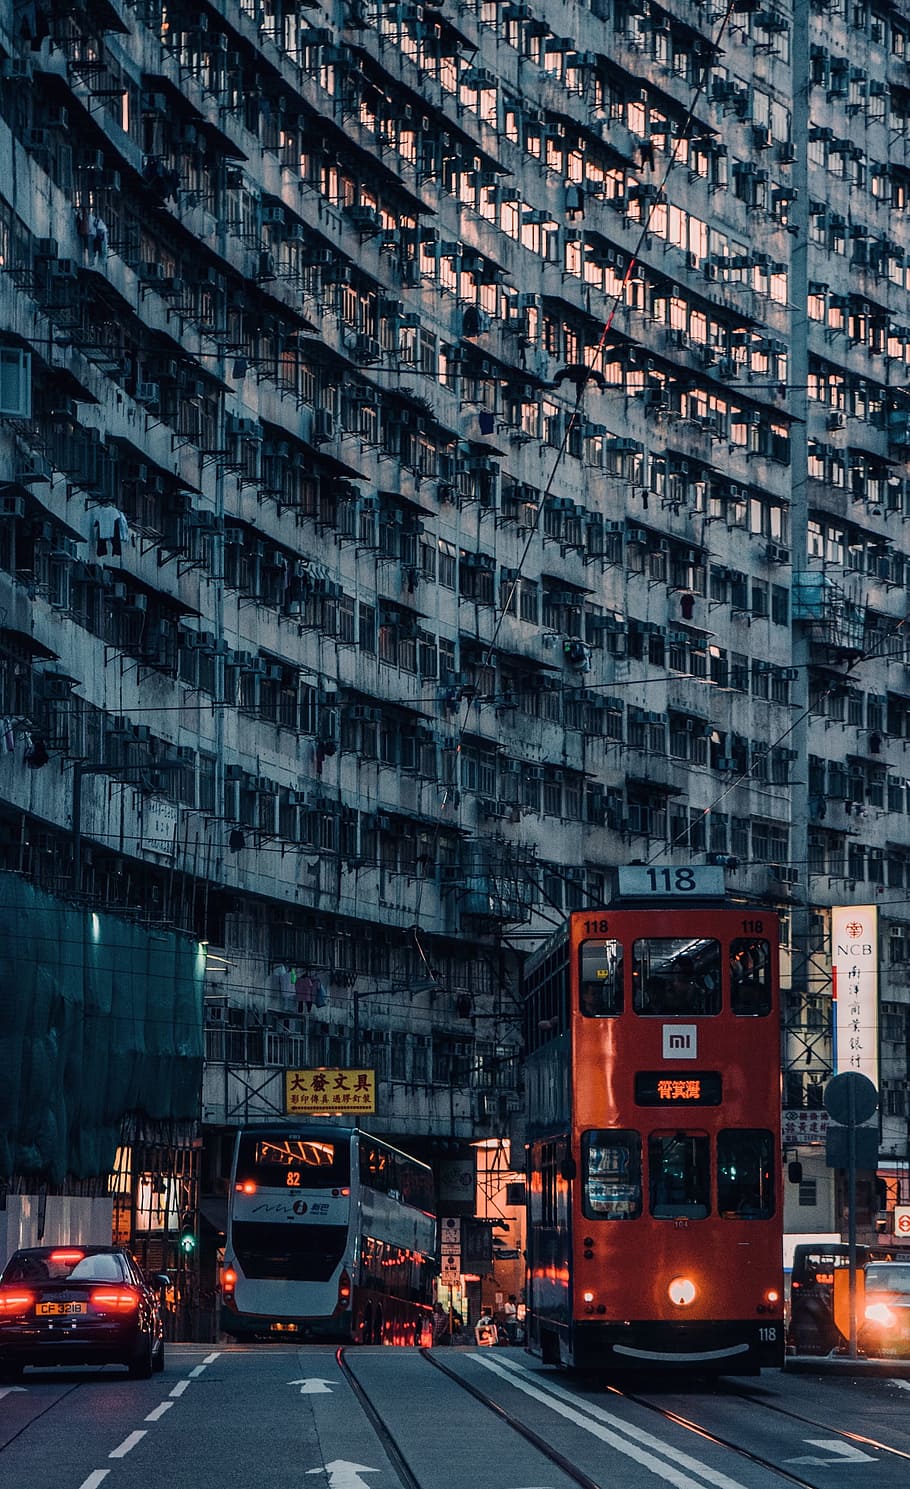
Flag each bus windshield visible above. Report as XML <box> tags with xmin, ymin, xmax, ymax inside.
<box><xmin>232</xmin><ymin>1222</ymin><xmax>348</xmax><ymax>1281</ymax></box>
<box><xmin>236</xmin><ymin>1135</ymin><xmax>351</xmax><ymax>1189</ymax></box>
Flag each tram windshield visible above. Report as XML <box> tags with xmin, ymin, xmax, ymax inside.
<box><xmin>633</xmin><ymin>939</ymin><xmax>721</xmax><ymax>1015</ymax></box>
<box><xmin>579</xmin><ymin>939</ymin><xmax>624</xmax><ymax>1015</ymax></box>
<box><xmin>648</xmin><ymin>1132</ymin><xmax>711</xmax><ymax>1217</ymax></box>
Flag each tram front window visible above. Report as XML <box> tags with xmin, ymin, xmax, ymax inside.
<box><xmin>579</xmin><ymin>939</ymin><xmax>624</xmax><ymax>1015</ymax></box>
<box><xmin>582</xmin><ymin>1130</ymin><xmax>641</xmax><ymax>1219</ymax></box>
<box><xmin>730</xmin><ymin>938</ymin><xmax>772</xmax><ymax>1015</ymax></box>
<box><xmin>633</xmin><ymin>939</ymin><xmax>721</xmax><ymax>1015</ymax></box>
<box><xmin>649</xmin><ymin>1132</ymin><xmax>710</xmax><ymax>1218</ymax></box>
<box><xmin>718</xmin><ymin>1130</ymin><xmax>775</xmax><ymax>1218</ymax></box>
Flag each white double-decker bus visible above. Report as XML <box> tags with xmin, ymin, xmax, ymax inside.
<box><xmin>220</xmin><ymin>1126</ymin><xmax>437</xmax><ymax>1344</ymax></box>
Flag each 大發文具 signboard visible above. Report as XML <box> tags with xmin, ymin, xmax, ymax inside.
<box><xmin>285</xmin><ymin>1067</ymin><xmax>375</xmax><ymax>1114</ymax></box>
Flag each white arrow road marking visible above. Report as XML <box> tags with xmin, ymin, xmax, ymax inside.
<box><xmin>0</xmin><ymin>1387</ymin><xmax>26</xmax><ymax>1400</ymax></box>
<box><xmin>290</xmin><ymin>1377</ymin><xmax>335</xmax><ymax>1394</ymax></box>
<box><xmin>473</xmin><ymin>1354</ymin><xmax>749</xmax><ymax>1489</ymax></box>
<box><xmin>109</xmin><ymin>1430</ymin><xmax>147</xmax><ymax>1459</ymax></box>
<box><xmin>786</xmin><ymin>1440</ymin><xmax>878</xmax><ymax>1465</ymax></box>
<box><xmin>305</xmin><ymin>1460</ymin><xmax>380</xmax><ymax>1489</ymax></box>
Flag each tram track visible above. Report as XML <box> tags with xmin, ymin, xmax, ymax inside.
<box><xmin>339</xmin><ymin>1344</ymin><xmax>857</xmax><ymax>1489</ymax></box>
<box><xmin>711</xmin><ymin>1378</ymin><xmax>910</xmax><ymax>1463</ymax></box>
<box><xmin>337</xmin><ymin>1345</ymin><xmax>604</xmax><ymax>1489</ymax></box>
<box><xmin>608</xmin><ymin>1379</ymin><xmax>910</xmax><ymax>1486</ymax></box>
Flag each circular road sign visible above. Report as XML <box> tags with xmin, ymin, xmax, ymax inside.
<box><xmin>823</xmin><ymin>1071</ymin><xmax>879</xmax><ymax>1126</ymax></box>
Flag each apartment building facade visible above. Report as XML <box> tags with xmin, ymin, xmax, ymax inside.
<box><xmin>1</xmin><ymin>0</ymin><xmax>908</xmax><ymax>1238</ymax></box>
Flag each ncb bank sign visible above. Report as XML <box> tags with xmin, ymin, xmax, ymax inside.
<box><xmin>831</xmin><ymin>905</ymin><xmax>879</xmax><ymax>1087</ymax></box>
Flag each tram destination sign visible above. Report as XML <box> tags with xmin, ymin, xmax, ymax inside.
<box><xmin>617</xmin><ymin>865</ymin><xmax>726</xmax><ymax>899</ymax></box>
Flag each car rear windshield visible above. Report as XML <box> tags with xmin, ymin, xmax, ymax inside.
<box><xmin>1</xmin><ymin>1250</ymin><xmax>130</xmax><ymax>1284</ymax></box>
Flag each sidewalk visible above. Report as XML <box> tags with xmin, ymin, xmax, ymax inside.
<box><xmin>785</xmin><ymin>1351</ymin><xmax>910</xmax><ymax>1377</ymax></box>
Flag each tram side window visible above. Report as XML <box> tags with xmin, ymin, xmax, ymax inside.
<box><xmin>730</xmin><ymin>938</ymin><xmax>772</xmax><ymax>1015</ymax></box>
<box><xmin>633</xmin><ymin>939</ymin><xmax>721</xmax><ymax>1015</ymax></box>
<box><xmin>581</xmin><ymin>1130</ymin><xmax>642</xmax><ymax>1220</ymax></box>
<box><xmin>717</xmin><ymin>1129</ymin><xmax>775</xmax><ymax>1218</ymax></box>
<box><xmin>579</xmin><ymin>939</ymin><xmax>624</xmax><ymax>1015</ymax></box>
<box><xmin>648</xmin><ymin>1132</ymin><xmax>710</xmax><ymax>1218</ymax></box>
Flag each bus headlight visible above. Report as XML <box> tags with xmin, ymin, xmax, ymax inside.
<box><xmin>668</xmin><ymin>1277</ymin><xmax>697</xmax><ymax>1307</ymax></box>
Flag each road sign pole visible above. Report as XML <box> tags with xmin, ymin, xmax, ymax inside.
<box><xmin>847</xmin><ymin>1077</ymin><xmax>857</xmax><ymax>1360</ymax></box>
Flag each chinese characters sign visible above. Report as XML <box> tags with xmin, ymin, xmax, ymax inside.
<box><xmin>781</xmin><ymin>1109</ymin><xmax>829</xmax><ymax>1146</ymax></box>
<box><xmin>831</xmin><ymin>905</ymin><xmax>879</xmax><ymax>1086</ymax></box>
<box><xmin>285</xmin><ymin>1067</ymin><xmax>376</xmax><ymax>1114</ymax></box>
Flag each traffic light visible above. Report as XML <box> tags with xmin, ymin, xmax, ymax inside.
<box><xmin>179</xmin><ymin>1213</ymin><xmax>197</xmax><ymax>1256</ymax></box>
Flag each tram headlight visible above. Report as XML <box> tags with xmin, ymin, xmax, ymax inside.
<box><xmin>668</xmin><ymin>1276</ymin><xmax>697</xmax><ymax>1307</ymax></box>
<box><xmin>765</xmin><ymin>1290</ymin><xmax>780</xmax><ymax>1305</ymax></box>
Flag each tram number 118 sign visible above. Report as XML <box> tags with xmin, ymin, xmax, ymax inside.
<box><xmin>617</xmin><ymin>865</ymin><xmax>726</xmax><ymax>899</ymax></box>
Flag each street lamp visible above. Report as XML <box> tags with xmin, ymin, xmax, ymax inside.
<box><xmin>71</xmin><ymin>759</ymin><xmax>184</xmax><ymax>891</ymax></box>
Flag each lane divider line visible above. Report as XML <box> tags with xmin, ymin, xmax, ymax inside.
<box><xmin>203</xmin><ymin>1352</ymin><xmax>220</xmax><ymax>1364</ymax></box>
<box><xmin>169</xmin><ymin>1380</ymin><xmax>189</xmax><ymax>1398</ymax></box>
<box><xmin>472</xmin><ymin>1353</ymin><xmax>750</xmax><ymax>1489</ymax></box>
<box><xmin>77</xmin><ymin>1473</ymin><xmax>110</xmax><ymax>1489</ymax></box>
<box><xmin>189</xmin><ymin>1365</ymin><xmax>207</xmax><ymax>1378</ymax></box>
<box><xmin>108</xmin><ymin>1430</ymin><xmax>147</xmax><ymax>1459</ymax></box>
<box><xmin>144</xmin><ymin>1401</ymin><xmax>174</xmax><ymax>1422</ymax></box>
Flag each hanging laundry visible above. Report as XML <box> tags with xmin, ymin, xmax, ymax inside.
<box><xmin>94</xmin><ymin>507</ymin><xmax>131</xmax><ymax>558</ymax></box>
<box><xmin>91</xmin><ymin>215</ymin><xmax>108</xmax><ymax>259</ymax></box>
<box><xmin>23</xmin><ymin>733</ymin><xmax>49</xmax><ymax>768</ymax></box>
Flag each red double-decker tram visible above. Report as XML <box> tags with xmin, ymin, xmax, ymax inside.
<box><xmin>523</xmin><ymin>867</ymin><xmax>783</xmax><ymax>1373</ymax></box>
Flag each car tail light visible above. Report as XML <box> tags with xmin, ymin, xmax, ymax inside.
<box><xmin>236</xmin><ymin>1181</ymin><xmax>256</xmax><ymax>1194</ymax></box>
<box><xmin>337</xmin><ymin>1270</ymin><xmax>352</xmax><ymax>1308</ymax></box>
<box><xmin>0</xmin><ymin>1289</ymin><xmax>34</xmax><ymax>1315</ymax></box>
<box><xmin>90</xmin><ymin>1287</ymin><xmax>140</xmax><ymax>1312</ymax></box>
<box><xmin>49</xmin><ymin>1250</ymin><xmax>85</xmax><ymax>1264</ymax></box>
<box><xmin>221</xmin><ymin>1268</ymin><xmax>237</xmax><ymax>1295</ymax></box>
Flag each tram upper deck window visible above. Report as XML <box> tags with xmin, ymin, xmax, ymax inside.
<box><xmin>633</xmin><ymin>938</ymin><xmax>721</xmax><ymax>1015</ymax></box>
<box><xmin>582</xmin><ymin>1130</ymin><xmax>641</xmax><ymax>1219</ymax></box>
<box><xmin>579</xmin><ymin>939</ymin><xmax>624</xmax><ymax>1015</ymax></box>
<box><xmin>730</xmin><ymin>938</ymin><xmax>772</xmax><ymax>1016</ymax></box>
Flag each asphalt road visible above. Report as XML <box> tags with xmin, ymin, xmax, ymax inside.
<box><xmin>1</xmin><ymin>1344</ymin><xmax>909</xmax><ymax>1489</ymax></box>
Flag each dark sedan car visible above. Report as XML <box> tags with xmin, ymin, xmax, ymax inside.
<box><xmin>0</xmin><ymin>1245</ymin><xmax>167</xmax><ymax>1380</ymax></box>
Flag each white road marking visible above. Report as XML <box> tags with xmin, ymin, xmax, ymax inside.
<box><xmin>145</xmin><ymin>1401</ymin><xmax>174</xmax><ymax>1422</ymax></box>
<box><xmin>109</xmin><ymin>1430</ymin><xmax>147</xmax><ymax>1459</ymax></box>
<box><xmin>290</xmin><ymin>1376</ymin><xmax>335</xmax><ymax>1393</ymax></box>
<box><xmin>203</xmin><ymin>1351</ymin><xmax>220</xmax><ymax>1364</ymax></box>
<box><xmin>304</xmin><ymin>1461</ymin><xmax>379</xmax><ymax>1489</ymax></box>
<box><xmin>77</xmin><ymin>1474</ymin><xmax>110</xmax><ymax>1489</ymax></box>
<box><xmin>896</xmin><ymin>1381</ymin><xmax>910</xmax><ymax>1391</ymax></box>
<box><xmin>472</xmin><ymin>1354</ymin><xmax>750</xmax><ymax>1489</ymax></box>
<box><xmin>787</xmin><ymin>1439</ymin><xmax>878</xmax><ymax>1465</ymax></box>
<box><xmin>0</xmin><ymin>1386</ymin><xmax>26</xmax><ymax>1400</ymax></box>
<box><xmin>189</xmin><ymin>1364</ymin><xmax>207</xmax><ymax>1377</ymax></box>
<box><xmin>169</xmin><ymin>1379</ymin><xmax>189</xmax><ymax>1397</ymax></box>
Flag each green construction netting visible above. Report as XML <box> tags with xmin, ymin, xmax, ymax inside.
<box><xmin>0</xmin><ymin>875</ymin><xmax>205</xmax><ymax>1182</ymax></box>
